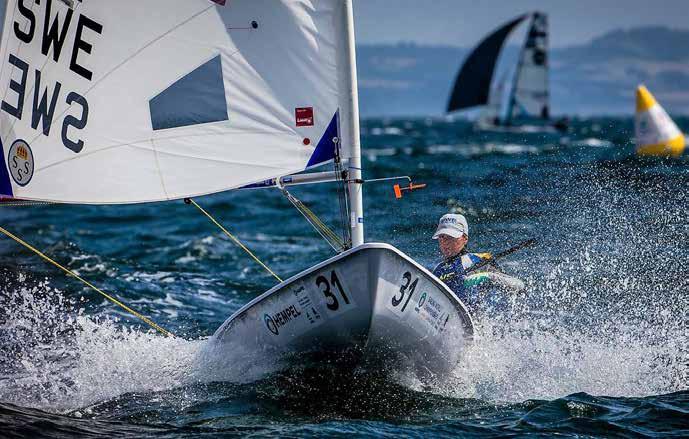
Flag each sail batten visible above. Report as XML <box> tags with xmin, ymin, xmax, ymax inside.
<box><xmin>446</xmin><ymin>14</ymin><xmax>527</xmax><ymax>113</ymax></box>
<box><xmin>0</xmin><ymin>0</ymin><xmax>352</xmax><ymax>204</ymax></box>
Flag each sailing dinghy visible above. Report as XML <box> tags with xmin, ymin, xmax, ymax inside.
<box><xmin>447</xmin><ymin>12</ymin><xmax>568</xmax><ymax>133</ymax></box>
<box><xmin>0</xmin><ymin>0</ymin><xmax>474</xmax><ymax>379</ymax></box>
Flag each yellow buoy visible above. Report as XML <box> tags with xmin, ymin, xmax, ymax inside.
<box><xmin>635</xmin><ymin>85</ymin><xmax>685</xmax><ymax>157</ymax></box>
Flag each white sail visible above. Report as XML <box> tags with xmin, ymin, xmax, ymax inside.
<box><xmin>0</xmin><ymin>0</ymin><xmax>353</xmax><ymax>203</ymax></box>
<box><xmin>508</xmin><ymin>12</ymin><xmax>549</xmax><ymax>122</ymax></box>
<box><xmin>479</xmin><ymin>72</ymin><xmax>508</xmax><ymax>125</ymax></box>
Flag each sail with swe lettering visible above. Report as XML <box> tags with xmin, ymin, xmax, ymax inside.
<box><xmin>506</xmin><ymin>12</ymin><xmax>549</xmax><ymax>123</ymax></box>
<box><xmin>446</xmin><ymin>14</ymin><xmax>528</xmax><ymax>113</ymax></box>
<box><xmin>0</xmin><ymin>0</ymin><xmax>352</xmax><ymax>203</ymax></box>
<box><xmin>635</xmin><ymin>85</ymin><xmax>685</xmax><ymax>157</ymax></box>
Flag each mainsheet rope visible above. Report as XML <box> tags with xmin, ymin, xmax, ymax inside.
<box><xmin>185</xmin><ymin>198</ymin><xmax>283</xmax><ymax>283</ymax></box>
<box><xmin>0</xmin><ymin>225</ymin><xmax>174</xmax><ymax>337</ymax></box>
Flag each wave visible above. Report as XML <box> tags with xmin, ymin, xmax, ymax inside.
<box><xmin>0</xmin><ymin>276</ymin><xmax>202</xmax><ymax>413</ymax></box>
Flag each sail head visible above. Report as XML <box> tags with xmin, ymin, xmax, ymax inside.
<box><xmin>0</xmin><ymin>0</ymin><xmax>354</xmax><ymax>203</ymax></box>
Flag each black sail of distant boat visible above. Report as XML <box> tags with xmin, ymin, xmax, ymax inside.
<box><xmin>446</xmin><ymin>15</ymin><xmax>528</xmax><ymax>113</ymax></box>
<box><xmin>447</xmin><ymin>12</ymin><xmax>566</xmax><ymax>132</ymax></box>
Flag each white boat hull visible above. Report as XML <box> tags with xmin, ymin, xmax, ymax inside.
<box><xmin>207</xmin><ymin>243</ymin><xmax>474</xmax><ymax>380</ymax></box>
<box><xmin>474</xmin><ymin>120</ymin><xmax>558</xmax><ymax>134</ymax></box>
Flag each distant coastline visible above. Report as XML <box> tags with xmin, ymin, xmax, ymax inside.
<box><xmin>357</xmin><ymin>26</ymin><xmax>689</xmax><ymax>117</ymax></box>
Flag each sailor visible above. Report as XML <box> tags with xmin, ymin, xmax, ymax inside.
<box><xmin>432</xmin><ymin>214</ymin><xmax>494</xmax><ymax>311</ymax></box>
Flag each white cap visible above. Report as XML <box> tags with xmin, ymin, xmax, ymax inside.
<box><xmin>432</xmin><ymin>214</ymin><xmax>469</xmax><ymax>240</ymax></box>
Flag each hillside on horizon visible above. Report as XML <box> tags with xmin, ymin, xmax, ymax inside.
<box><xmin>357</xmin><ymin>26</ymin><xmax>689</xmax><ymax>118</ymax></box>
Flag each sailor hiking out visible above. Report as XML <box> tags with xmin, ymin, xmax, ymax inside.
<box><xmin>432</xmin><ymin>214</ymin><xmax>497</xmax><ymax>313</ymax></box>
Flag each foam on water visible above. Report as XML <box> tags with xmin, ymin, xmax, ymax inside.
<box><xmin>444</xmin><ymin>251</ymin><xmax>686</xmax><ymax>403</ymax></box>
<box><xmin>449</xmin><ymin>313</ymin><xmax>686</xmax><ymax>403</ymax></box>
<box><xmin>1</xmin><ymin>230</ymin><xmax>685</xmax><ymax>415</ymax></box>
<box><xmin>0</xmin><ymin>276</ymin><xmax>204</xmax><ymax>412</ymax></box>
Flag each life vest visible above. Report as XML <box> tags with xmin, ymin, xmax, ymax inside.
<box><xmin>433</xmin><ymin>251</ymin><xmax>493</xmax><ymax>306</ymax></box>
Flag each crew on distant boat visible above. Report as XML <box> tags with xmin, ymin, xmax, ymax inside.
<box><xmin>432</xmin><ymin>214</ymin><xmax>494</xmax><ymax>312</ymax></box>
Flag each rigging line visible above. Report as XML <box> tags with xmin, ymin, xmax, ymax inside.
<box><xmin>334</xmin><ymin>142</ymin><xmax>351</xmax><ymax>249</ymax></box>
<box><xmin>335</xmin><ymin>170</ymin><xmax>350</xmax><ymax>248</ymax></box>
<box><xmin>280</xmin><ymin>187</ymin><xmax>344</xmax><ymax>252</ymax></box>
<box><xmin>289</xmin><ymin>200</ymin><xmax>343</xmax><ymax>253</ymax></box>
<box><xmin>0</xmin><ymin>225</ymin><xmax>174</xmax><ymax>337</ymax></box>
<box><xmin>285</xmin><ymin>191</ymin><xmax>343</xmax><ymax>247</ymax></box>
<box><xmin>280</xmin><ymin>187</ymin><xmax>342</xmax><ymax>248</ymax></box>
<box><xmin>332</xmin><ymin>112</ymin><xmax>351</xmax><ymax>249</ymax></box>
<box><xmin>185</xmin><ymin>198</ymin><xmax>283</xmax><ymax>283</ymax></box>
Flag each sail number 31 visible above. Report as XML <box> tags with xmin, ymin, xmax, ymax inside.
<box><xmin>316</xmin><ymin>270</ymin><xmax>350</xmax><ymax>312</ymax></box>
<box><xmin>392</xmin><ymin>272</ymin><xmax>419</xmax><ymax>312</ymax></box>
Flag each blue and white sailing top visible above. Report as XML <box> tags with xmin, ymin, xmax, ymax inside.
<box><xmin>433</xmin><ymin>250</ymin><xmax>493</xmax><ymax>311</ymax></box>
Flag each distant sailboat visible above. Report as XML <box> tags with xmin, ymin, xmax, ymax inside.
<box><xmin>635</xmin><ymin>85</ymin><xmax>685</xmax><ymax>157</ymax></box>
<box><xmin>447</xmin><ymin>12</ymin><xmax>567</xmax><ymax>133</ymax></box>
<box><xmin>0</xmin><ymin>0</ymin><xmax>473</xmax><ymax>379</ymax></box>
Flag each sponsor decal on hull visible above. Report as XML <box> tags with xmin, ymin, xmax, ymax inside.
<box><xmin>263</xmin><ymin>304</ymin><xmax>302</xmax><ymax>336</ymax></box>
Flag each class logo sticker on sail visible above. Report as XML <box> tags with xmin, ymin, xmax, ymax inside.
<box><xmin>295</xmin><ymin>107</ymin><xmax>314</xmax><ymax>127</ymax></box>
<box><xmin>8</xmin><ymin>140</ymin><xmax>34</xmax><ymax>186</ymax></box>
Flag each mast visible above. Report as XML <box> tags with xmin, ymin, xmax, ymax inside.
<box><xmin>343</xmin><ymin>0</ymin><xmax>364</xmax><ymax>246</ymax></box>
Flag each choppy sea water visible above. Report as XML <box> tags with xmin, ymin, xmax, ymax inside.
<box><xmin>0</xmin><ymin>118</ymin><xmax>687</xmax><ymax>438</ymax></box>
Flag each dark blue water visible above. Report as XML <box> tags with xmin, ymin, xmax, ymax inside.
<box><xmin>1</xmin><ymin>118</ymin><xmax>687</xmax><ymax>437</ymax></box>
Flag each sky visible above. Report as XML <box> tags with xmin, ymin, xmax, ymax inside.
<box><xmin>354</xmin><ymin>0</ymin><xmax>689</xmax><ymax>48</ymax></box>
<box><xmin>1</xmin><ymin>2</ymin><xmax>686</xmax><ymax>49</ymax></box>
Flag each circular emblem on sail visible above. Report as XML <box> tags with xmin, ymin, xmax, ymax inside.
<box><xmin>8</xmin><ymin>140</ymin><xmax>34</xmax><ymax>187</ymax></box>
<box><xmin>264</xmin><ymin>313</ymin><xmax>279</xmax><ymax>335</ymax></box>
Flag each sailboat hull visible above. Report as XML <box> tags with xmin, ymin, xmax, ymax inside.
<box><xmin>474</xmin><ymin>118</ymin><xmax>569</xmax><ymax>134</ymax></box>
<box><xmin>207</xmin><ymin>243</ymin><xmax>474</xmax><ymax>380</ymax></box>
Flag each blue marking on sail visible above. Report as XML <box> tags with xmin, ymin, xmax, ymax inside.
<box><xmin>149</xmin><ymin>55</ymin><xmax>228</xmax><ymax>131</ymax></box>
<box><xmin>307</xmin><ymin>111</ymin><xmax>339</xmax><ymax>167</ymax></box>
<box><xmin>0</xmin><ymin>138</ymin><xmax>13</xmax><ymax>197</ymax></box>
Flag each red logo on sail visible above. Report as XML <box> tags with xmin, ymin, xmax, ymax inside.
<box><xmin>295</xmin><ymin>107</ymin><xmax>314</xmax><ymax>127</ymax></box>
